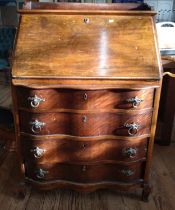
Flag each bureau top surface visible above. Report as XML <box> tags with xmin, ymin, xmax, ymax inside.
<box><xmin>12</xmin><ymin>3</ymin><xmax>162</xmax><ymax>80</ymax></box>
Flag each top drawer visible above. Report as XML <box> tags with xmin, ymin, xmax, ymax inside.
<box><xmin>16</xmin><ymin>87</ymin><xmax>154</xmax><ymax>111</ymax></box>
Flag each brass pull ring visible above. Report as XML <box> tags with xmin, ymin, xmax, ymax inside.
<box><xmin>28</xmin><ymin>95</ymin><xmax>45</xmax><ymax>108</ymax></box>
<box><xmin>30</xmin><ymin>119</ymin><xmax>46</xmax><ymax>134</ymax></box>
<box><xmin>35</xmin><ymin>168</ymin><xmax>48</xmax><ymax>179</ymax></box>
<box><xmin>121</xmin><ymin>169</ymin><xmax>134</xmax><ymax>176</ymax></box>
<box><xmin>122</xmin><ymin>147</ymin><xmax>137</xmax><ymax>158</ymax></box>
<box><xmin>30</xmin><ymin>147</ymin><xmax>46</xmax><ymax>158</ymax></box>
<box><xmin>127</xmin><ymin>96</ymin><xmax>144</xmax><ymax>108</ymax></box>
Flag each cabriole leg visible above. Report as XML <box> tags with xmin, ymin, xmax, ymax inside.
<box><xmin>142</xmin><ymin>182</ymin><xmax>152</xmax><ymax>202</ymax></box>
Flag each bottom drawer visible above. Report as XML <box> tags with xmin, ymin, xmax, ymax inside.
<box><xmin>25</xmin><ymin>161</ymin><xmax>145</xmax><ymax>183</ymax></box>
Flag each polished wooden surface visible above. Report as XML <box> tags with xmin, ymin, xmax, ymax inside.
<box><xmin>143</xmin><ymin>87</ymin><xmax>162</xmax><ymax>185</ymax></box>
<box><xmin>20</xmin><ymin>111</ymin><xmax>152</xmax><ymax>136</ymax></box>
<box><xmin>25</xmin><ymin>161</ymin><xmax>145</xmax><ymax>183</ymax></box>
<box><xmin>23</xmin><ymin>2</ymin><xmax>150</xmax><ymax>12</ymax></box>
<box><xmin>11</xmin><ymin>3</ymin><xmax>162</xmax><ymax>201</ymax></box>
<box><xmin>12</xmin><ymin>11</ymin><xmax>161</xmax><ymax>79</ymax></box>
<box><xmin>22</xmin><ymin>137</ymin><xmax>147</xmax><ymax>164</ymax></box>
<box><xmin>12</xmin><ymin>78</ymin><xmax>160</xmax><ymax>88</ymax></box>
<box><xmin>17</xmin><ymin>88</ymin><xmax>154</xmax><ymax>111</ymax></box>
<box><xmin>1</xmin><ymin>145</ymin><xmax>175</xmax><ymax>209</ymax></box>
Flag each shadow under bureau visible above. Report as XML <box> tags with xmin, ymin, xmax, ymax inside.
<box><xmin>11</xmin><ymin>2</ymin><xmax>162</xmax><ymax>201</ymax></box>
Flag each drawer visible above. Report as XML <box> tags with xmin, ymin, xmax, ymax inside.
<box><xmin>25</xmin><ymin>161</ymin><xmax>145</xmax><ymax>183</ymax></box>
<box><xmin>17</xmin><ymin>87</ymin><xmax>154</xmax><ymax>111</ymax></box>
<box><xmin>22</xmin><ymin>137</ymin><xmax>148</xmax><ymax>164</ymax></box>
<box><xmin>20</xmin><ymin>111</ymin><xmax>152</xmax><ymax>137</ymax></box>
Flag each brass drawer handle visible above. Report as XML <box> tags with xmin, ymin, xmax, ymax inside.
<box><xmin>124</xmin><ymin>122</ymin><xmax>140</xmax><ymax>136</ymax></box>
<box><xmin>122</xmin><ymin>147</ymin><xmax>137</xmax><ymax>158</ymax></box>
<box><xmin>121</xmin><ymin>169</ymin><xmax>134</xmax><ymax>176</ymax></box>
<box><xmin>30</xmin><ymin>147</ymin><xmax>46</xmax><ymax>158</ymax></box>
<box><xmin>35</xmin><ymin>168</ymin><xmax>48</xmax><ymax>179</ymax></box>
<box><xmin>29</xmin><ymin>119</ymin><xmax>46</xmax><ymax>134</ymax></box>
<box><xmin>28</xmin><ymin>95</ymin><xmax>45</xmax><ymax>108</ymax></box>
<box><xmin>127</xmin><ymin>96</ymin><xmax>144</xmax><ymax>108</ymax></box>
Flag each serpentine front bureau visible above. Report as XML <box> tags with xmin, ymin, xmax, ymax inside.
<box><xmin>11</xmin><ymin>2</ymin><xmax>162</xmax><ymax>201</ymax></box>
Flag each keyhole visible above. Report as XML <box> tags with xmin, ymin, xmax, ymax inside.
<box><xmin>84</xmin><ymin>18</ymin><xmax>90</xmax><ymax>24</ymax></box>
<box><xmin>82</xmin><ymin>116</ymin><xmax>87</xmax><ymax>123</ymax></box>
<box><xmin>84</xmin><ymin>93</ymin><xmax>88</xmax><ymax>101</ymax></box>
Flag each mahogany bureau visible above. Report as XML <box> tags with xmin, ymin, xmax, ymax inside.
<box><xmin>11</xmin><ymin>2</ymin><xmax>162</xmax><ymax>201</ymax></box>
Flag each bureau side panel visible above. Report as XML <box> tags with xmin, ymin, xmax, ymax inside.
<box><xmin>144</xmin><ymin>83</ymin><xmax>162</xmax><ymax>182</ymax></box>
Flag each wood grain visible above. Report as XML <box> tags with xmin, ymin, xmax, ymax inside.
<box><xmin>25</xmin><ymin>161</ymin><xmax>145</xmax><ymax>183</ymax></box>
<box><xmin>144</xmin><ymin>87</ymin><xmax>162</xmax><ymax>182</ymax></box>
<box><xmin>11</xmin><ymin>3</ymin><xmax>162</xmax><ymax>200</ymax></box>
<box><xmin>12</xmin><ymin>78</ymin><xmax>160</xmax><ymax>88</ymax></box>
<box><xmin>22</xmin><ymin>2</ymin><xmax>151</xmax><ymax>12</ymax></box>
<box><xmin>12</xmin><ymin>14</ymin><xmax>161</xmax><ymax>80</ymax></box>
<box><xmin>19</xmin><ymin>111</ymin><xmax>152</xmax><ymax>136</ymax></box>
<box><xmin>17</xmin><ymin>87</ymin><xmax>154</xmax><ymax>111</ymax></box>
<box><xmin>1</xmin><ymin>144</ymin><xmax>175</xmax><ymax>209</ymax></box>
<box><xmin>21</xmin><ymin>137</ymin><xmax>148</xmax><ymax>164</ymax></box>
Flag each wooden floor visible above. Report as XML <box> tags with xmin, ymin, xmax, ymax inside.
<box><xmin>0</xmin><ymin>82</ymin><xmax>12</xmax><ymax>110</ymax></box>
<box><xmin>0</xmin><ymin>144</ymin><xmax>175</xmax><ymax>210</ymax></box>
